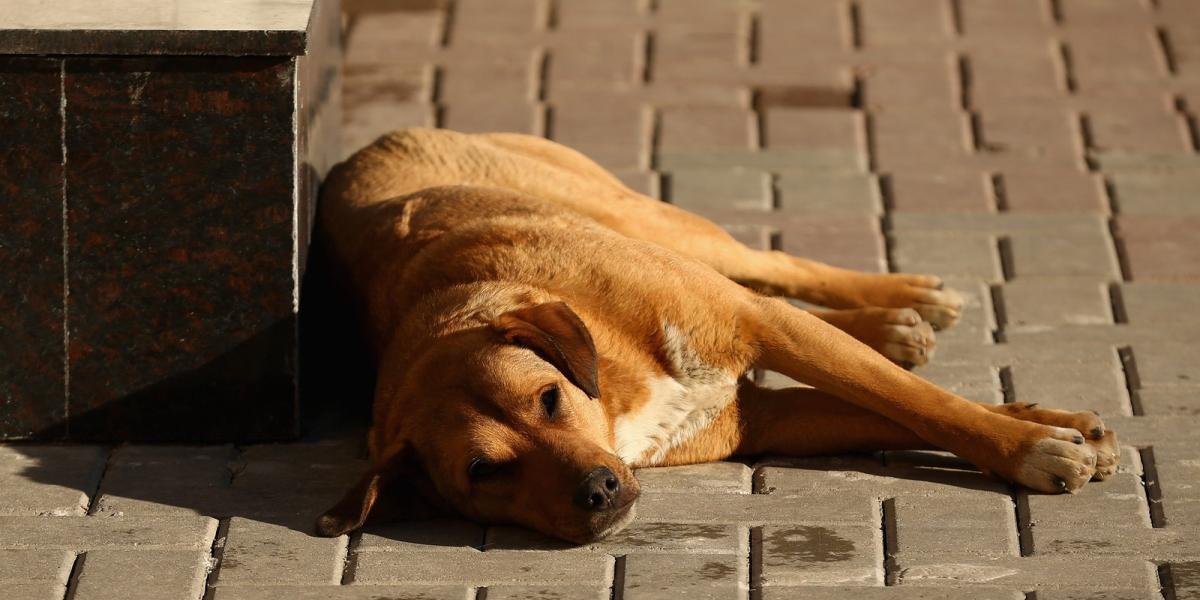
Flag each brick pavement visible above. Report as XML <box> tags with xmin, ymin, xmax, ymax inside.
<box><xmin>5</xmin><ymin>0</ymin><xmax>1200</xmax><ymax>598</ymax></box>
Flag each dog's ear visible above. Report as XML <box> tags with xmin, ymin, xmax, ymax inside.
<box><xmin>314</xmin><ymin>445</ymin><xmax>443</xmax><ymax>537</ymax></box>
<box><xmin>494</xmin><ymin>301</ymin><xmax>601</xmax><ymax>399</ymax></box>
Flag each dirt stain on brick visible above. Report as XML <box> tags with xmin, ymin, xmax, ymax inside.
<box><xmin>613</xmin><ymin>523</ymin><xmax>727</xmax><ymax>546</ymax></box>
<box><xmin>764</xmin><ymin>526</ymin><xmax>855</xmax><ymax>563</ymax></box>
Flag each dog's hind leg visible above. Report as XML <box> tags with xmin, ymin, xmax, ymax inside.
<box><xmin>741</xmin><ymin>295</ymin><xmax>1106</xmax><ymax>493</ymax></box>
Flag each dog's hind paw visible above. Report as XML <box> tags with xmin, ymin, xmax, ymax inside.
<box><xmin>854</xmin><ymin>274</ymin><xmax>963</xmax><ymax>331</ymax></box>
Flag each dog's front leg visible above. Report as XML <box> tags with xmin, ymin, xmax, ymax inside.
<box><xmin>745</xmin><ymin>296</ymin><xmax>1101</xmax><ymax>493</ymax></box>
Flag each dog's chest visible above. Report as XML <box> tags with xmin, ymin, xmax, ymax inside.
<box><xmin>612</xmin><ymin>324</ymin><xmax>738</xmax><ymax>467</ymax></box>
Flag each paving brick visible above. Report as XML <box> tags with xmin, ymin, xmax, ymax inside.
<box><xmin>0</xmin><ymin>582</ymin><xmax>65</xmax><ymax>600</ymax></box>
<box><xmin>545</xmin><ymin>32</ymin><xmax>640</xmax><ymax>88</ymax></box>
<box><xmin>343</xmin><ymin>11</ymin><xmax>441</xmax><ymax>63</ymax></box>
<box><xmin>1001</xmin><ymin>169</ymin><xmax>1107</xmax><ymax>214</ymax></box>
<box><xmin>666</xmin><ymin>168</ymin><xmax>771</xmax><ymax>212</ymax></box>
<box><xmin>897</xmin><ymin>556</ymin><xmax>1158</xmax><ymax>589</ymax></box>
<box><xmin>1119</xmin><ymin>282</ymin><xmax>1200</xmax><ymax>327</ymax></box>
<box><xmin>550</xmin><ymin>101</ymin><xmax>649</xmax><ymax>170</ymax></box>
<box><xmin>358</xmin><ymin>518</ymin><xmax>483</xmax><ymax>553</ymax></box>
<box><xmin>634</xmin><ymin>491</ymin><xmax>877</xmax><ymax>526</ymax></box>
<box><xmin>0</xmin><ymin>515</ymin><xmax>216</xmax><ymax>550</ymax></box>
<box><xmin>1111</xmin><ymin>170</ymin><xmax>1200</xmax><ymax>215</ymax></box>
<box><xmin>763</xmin><ymin>589</ymin><xmax>1025</xmax><ymax>600</ymax></box>
<box><xmin>216</xmin><ymin>517</ymin><xmax>347</xmax><ymax>586</ymax></box>
<box><xmin>1115</xmin><ymin>215</ymin><xmax>1200</xmax><ymax>281</ymax></box>
<box><xmin>761</xmin><ymin>524</ymin><xmax>881</xmax><ymax>585</ymax></box>
<box><xmin>440</xmin><ymin>100</ymin><xmax>545</xmax><ymax>136</ymax></box>
<box><xmin>0</xmin><ymin>446</ymin><xmax>106</xmax><ymax>516</ymax></box>
<box><xmin>762</xmin><ymin>108</ymin><xmax>865</xmax><ymax>153</ymax></box>
<box><xmin>891</xmin><ymin>232</ymin><xmax>1002</xmax><ymax>281</ymax></box>
<box><xmin>555</xmin><ymin>0</ymin><xmax>643</xmax><ymax>30</ymax></box>
<box><xmin>213</xmin><ymin>586</ymin><xmax>473</xmax><ymax>600</ymax></box>
<box><xmin>451</xmin><ymin>0</ymin><xmax>543</xmax><ymax>34</ymax></box>
<box><xmin>73</xmin><ymin>549</ymin><xmax>209</xmax><ymax>600</ymax></box>
<box><xmin>634</xmin><ymin>462</ymin><xmax>752</xmax><ymax>495</ymax></box>
<box><xmin>889</xmin><ymin>170</ymin><xmax>994</xmax><ymax>213</ymax></box>
<box><xmin>967</xmin><ymin>43</ymin><xmax>1062</xmax><ymax>104</ymax></box>
<box><xmin>0</xmin><ymin>549</ymin><xmax>74</xmax><ymax>584</ymax></box>
<box><xmin>776</xmin><ymin>173</ymin><xmax>881</xmax><ymax>215</ymax></box>
<box><xmin>488</xmin><ymin>586</ymin><xmax>607</xmax><ymax>600</ymax></box>
<box><xmin>1024</xmin><ymin>471</ymin><xmax>1150</xmax><ymax>530</ymax></box>
<box><xmin>861</xmin><ymin>52</ymin><xmax>961</xmax><ymax>109</ymax></box>
<box><xmin>778</xmin><ymin>217</ymin><xmax>886</xmax><ymax>273</ymax></box>
<box><xmin>1001</xmin><ymin>279</ymin><xmax>1113</xmax><ymax>328</ymax></box>
<box><xmin>353</xmin><ymin>550</ymin><xmax>612</xmax><ymax>585</ymax></box>
<box><xmin>858</xmin><ymin>0</ymin><xmax>953</xmax><ymax>47</ymax></box>
<box><xmin>486</xmin><ymin>521</ymin><xmax>745</xmax><ymax>555</ymax></box>
<box><xmin>1032</xmin><ymin>527</ymin><xmax>1200</xmax><ymax>561</ymax></box>
<box><xmin>1008</xmin><ymin>230</ymin><xmax>1121</xmax><ymax>280</ymax></box>
<box><xmin>978</xmin><ymin>108</ymin><xmax>1083</xmax><ymax>165</ymax></box>
<box><xmin>1087</xmin><ymin>102</ymin><xmax>1192</xmax><ymax>155</ymax></box>
<box><xmin>1138</xmin><ymin>388</ymin><xmax>1200</xmax><ymax>417</ymax></box>
<box><xmin>1177</xmin><ymin>561</ymin><xmax>1200</xmax><ymax>600</ymax></box>
<box><xmin>1130</xmin><ymin>342</ymin><xmax>1200</xmax><ymax>389</ymax></box>
<box><xmin>623</xmin><ymin>553</ymin><xmax>744</xmax><ymax>600</ymax></box>
<box><xmin>872</xmin><ymin>110</ymin><xmax>972</xmax><ymax>170</ymax></box>
<box><xmin>916</xmin><ymin>364</ymin><xmax>1003</xmax><ymax>404</ymax></box>
<box><xmin>342</xmin><ymin>101</ymin><xmax>436</xmax><ymax>158</ymax></box>
<box><xmin>1008</xmin><ymin>359</ymin><xmax>1131</xmax><ymax>415</ymax></box>
<box><xmin>657</xmin><ymin>108</ymin><xmax>757</xmax><ymax>152</ymax></box>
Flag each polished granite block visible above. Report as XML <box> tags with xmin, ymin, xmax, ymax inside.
<box><xmin>0</xmin><ymin>0</ymin><xmax>341</xmax><ymax>440</ymax></box>
<box><xmin>64</xmin><ymin>58</ymin><xmax>298</xmax><ymax>441</ymax></box>
<box><xmin>0</xmin><ymin>57</ymin><xmax>66</xmax><ymax>437</ymax></box>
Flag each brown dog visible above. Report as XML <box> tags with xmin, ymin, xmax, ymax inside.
<box><xmin>313</xmin><ymin>128</ymin><xmax>1119</xmax><ymax>543</ymax></box>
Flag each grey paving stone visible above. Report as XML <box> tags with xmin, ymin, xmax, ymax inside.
<box><xmin>634</xmin><ymin>491</ymin><xmax>877</xmax><ymax>525</ymax></box>
<box><xmin>634</xmin><ymin>462</ymin><xmax>753</xmax><ymax>495</ymax></box>
<box><xmin>762</xmin><ymin>588</ymin><xmax>1024</xmax><ymax>599</ymax></box>
<box><xmin>91</xmin><ymin>485</ymin><xmax>344</xmax><ymax>520</ymax></box>
<box><xmin>352</xmin><ymin>550</ymin><xmax>613</xmax><ymax>586</ymax></box>
<box><xmin>0</xmin><ymin>446</ymin><xmax>107</xmax><ymax>516</ymax></box>
<box><xmin>0</xmin><ymin>582</ymin><xmax>64</xmax><ymax>600</ymax></box>
<box><xmin>0</xmin><ymin>516</ymin><xmax>217</xmax><ymax>550</ymax></box>
<box><xmin>776</xmin><ymin>172</ymin><xmax>883</xmax><ymax>215</ymax></box>
<box><xmin>1173</xmin><ymin>561</ymin><xmax>1200</xmax><ymax>600</ymax></box>
<box><xmin>1131</xmin><ymin>342</ymin><xmax>1200</xmax><ymax>389</ymax></box>
<box><xmin>1002</xmin><ymin>279</ymin><xmax>1114</xmax><ymax>328</ymax></box>
<box><xmin>486</xmin><ymin>585</ymin><xmax>608</xmax><ymax>600</ymax></box>
<box><xmin>1007</xmin><ymin>360</ymin><xmax>1132</xmax><ymax>415</ymax></box>
<box><xmin>656</xmin><ymin>149</ymin><xmax>865</xmax><ymax>174</ymax></box>
<box><xmin>1110</xmin><ymin>170</ymin><xmax>1200</xmax><ymax>215</ymax></box>
<box><xmin>891</xmin><ymin>490</ymin><xmax>1016</xmax><ymax>530</ymax></box>
<box><xmin>359</xmin><ymin>519</ymin><xmax>483</xmax><ymax>553</ymax></box>
<box><xmin>213</xmin><ymin>585</ymin><xmax>473</xmax><ymax>600</ymax></box>
<box><xmin>889</xmin><ymin>213</ymin><xmax>1110</xmax><ymax>235</ymax></box>
<box><xmin>1024</xmin><ymin>472</ymin><xmax>1151</xmax><ymax>528</ymax></box>
<box><xmin>486</xmin><ymin>521</ymin><xmax>745</xmax><ymax>555</ymax></box>
<box><xmin>0</xmin><ymin>549</ymin><xmax>74</xmax><ymax>583</ymax></box>
<box><xmin>893</xmin><ymin>523</ymin><xmax>1017</xmax><ymax>560</ymax></box>
<box><xmin>1032</xmin><ymin>527</ymin><xmax>1200</xmax><ymax>561</ymax></box>
<box><xmin>1120</xmin><ymin>282</ymin><xmax>1200</xmax><ymax>328</ymax></box>
<box><xmin>915</xmin><ymin>364</ymin><xmax>1003</xmax><ymax>404</ymax></box>
<box><xmin>101</xmin><ymin>445</ymin><xmax>236</xmax><ymax>489</ymax></box>
<box><xmin>623</xmin><ymin>553</ymin><xmax>744</xmax><ymax>600</ymax></box>
<box><xmin>896</xmin><ymin>556</ymin><xmax>1159</xmax><ymax>589</ymax></box>
<box><xmin>760</xmin><ymin>524</ymin><xmax>881</xmax><ymax>585</ymax></box>
<box><xmin>1008</xmin><ymin>231</ymin><xmax>1122</xmax><ymax>280</ymax></box>
<box><xmin>72</xmin><ymin>549</ymin><xmax>209</xmax><ymax>600</ymax></box>
<box><xmin>216</xmin><ymin>517</ymin><xmax>347</xmax><ymax>586</ymax></box>
<box><xmin>1138</xmin><ymin>387</ymin><xmax>1200</xmax><ymax>416</ymax></box>
<box><xmin>666</xmin><ymin>167</ymin><xmax>772</xmax><ymax>211</ymax></box>
<box><xmin>891</xmin><ymin>232</ymin><xmax>1003</xmax><ymax>281</ymax></box>
<box><xmin>1032</xmin><ymin>591</ymin><xmax>1159</xmax><ymax>600</ymax></box>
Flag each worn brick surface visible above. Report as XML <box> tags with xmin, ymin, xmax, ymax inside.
<box><xmin>5</xmin><ymin>0</ymin><xmax>1200</xmax><ymax>597</ymax></box>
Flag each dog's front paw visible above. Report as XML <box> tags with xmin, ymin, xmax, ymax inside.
<box><xmin>1008</xmin><ymin>424</ymin><xmax>1098</xmax><ymax>493</ymax></box>
<box><xmin>860</xmin><ymin>274</ymin><xmax>963</xmax><ymax>331</ymax></box>
<box><xmin>843</xmin><ymin>307</ymin><xmax>936</xmax><ymax>367</ymax></box>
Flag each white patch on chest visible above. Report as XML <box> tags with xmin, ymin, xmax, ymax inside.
<box><xmin>613</xmin><ymin>323</ymin><xmax>737</xmax><ymax>466</ymax></box>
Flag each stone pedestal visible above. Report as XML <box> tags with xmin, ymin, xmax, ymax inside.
<box><xmin>0</xmin><ymin>0</ymin><xmax>341</xmax><ymax>440</ymax></box>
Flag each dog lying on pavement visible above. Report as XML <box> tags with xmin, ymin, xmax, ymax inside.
<box><xmin>313</xmin><ymin>128</ymin><xmax>1119</xmax><ymax>543</ymax></box>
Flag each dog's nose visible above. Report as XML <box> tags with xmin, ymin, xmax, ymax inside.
<box><xmin>574</xmin><ymin>466</ymin><xmax>621</xmax><ymax>512</ymax></box>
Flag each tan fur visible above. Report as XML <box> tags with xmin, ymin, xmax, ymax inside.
<box><xmin>315</xmin><ymin>128</ymin><xmax>1117</xmax><ymax>543</ymax></box>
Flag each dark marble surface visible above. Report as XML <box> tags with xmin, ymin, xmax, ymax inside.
<box><xmin>63</xmin><ymin>57</ymin><xmax>299</xmax><ymax>441</ymax></box>
<box><xmin>0</xmin><ymin>0</ymin><xmax>314</xmax><ymax>56</ymax></box>
<box><xmin>0</xmin><ymin>57</ymin><xmax>66</xmax><ymax>437</ymax></box>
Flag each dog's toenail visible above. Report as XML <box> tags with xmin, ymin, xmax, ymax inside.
<box><xmin>1090</xmin><ymin>427</ymin><xmax>1103</xmax><ymax>438</ymax></box>
<box><xmin>1072</xmin><ymin>435</ymin><xmax>1084</xmax><ymax>444</ymax></box>
<box><xmin>1027</xmin><ymin>403</ymin><xmax>1039</xmax><ymax>409</ymax></box>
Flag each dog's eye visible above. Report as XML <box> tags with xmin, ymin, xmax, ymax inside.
<box><xmin>468</xmin><ymin>458</ymin><xmax>499</xmax><ymax>480</ymax></box>
<box><xmin>540</xmin><ymin>385</ymin><xmax>560</xmax><ymax>419</ymax></box>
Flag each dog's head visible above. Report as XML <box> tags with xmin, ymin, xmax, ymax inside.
<box><xmin>315</xmin><ymin>301</ymin><xmax>639</xmax><ymax>543</ymax></box>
